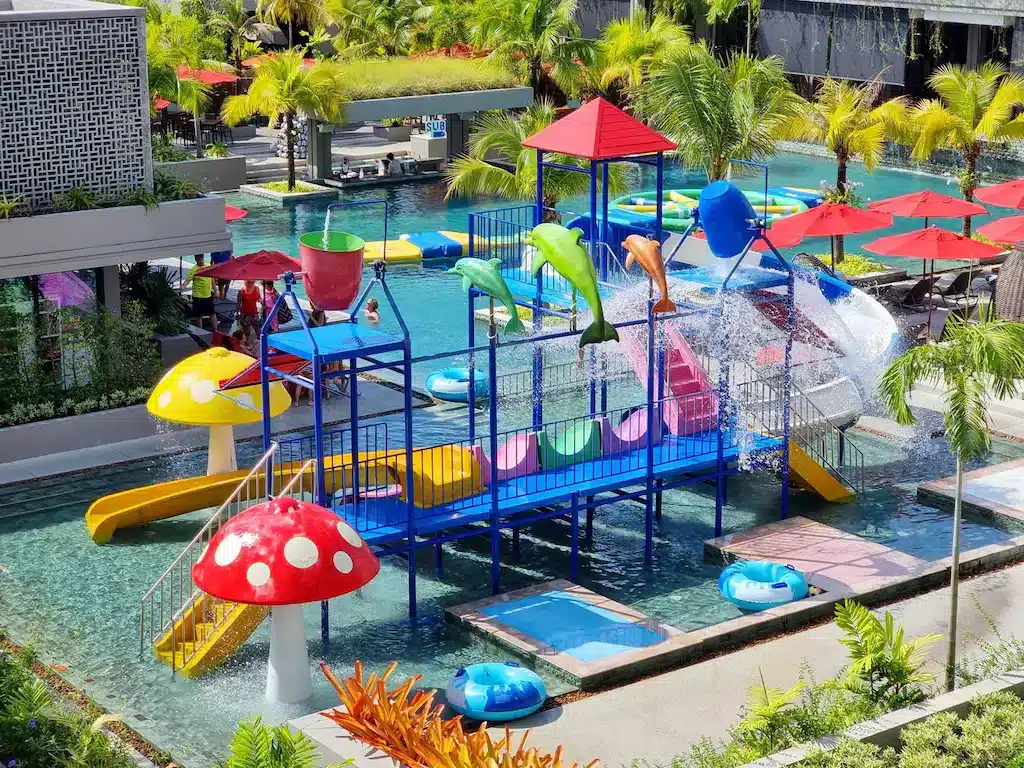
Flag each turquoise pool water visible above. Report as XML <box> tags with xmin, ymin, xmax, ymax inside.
<box><xmin>0</xmin><ymin>405</ymin><xmax>1022</xmax><ymax>766</ymax></box>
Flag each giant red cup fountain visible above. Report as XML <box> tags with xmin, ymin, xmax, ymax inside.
<box><xmin>299</xmin><ymin>231</ymin><xmax>364</xmax><ymax>310</ymax></box>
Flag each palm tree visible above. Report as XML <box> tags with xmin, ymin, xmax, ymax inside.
<box><xmin>878</xmin><ymin>315</ymin><xmax>1024</xmax><ymax>692</ymax></box>
<box><xmin>598</xmin><ymin>11</ymin><xmax>689</xmax><ymax>106</ymax></box>
<box><xmin>474</xmin><ymin>0</ymin><xmax>594</xmax><ymax>98</ymax></box>
<box><xmin>637</xmin><ymin>42</ymin><xmax>804</xmax><ymax>181</ymax></box>
<box><xmin>909</xmin><ymin>63</ymin><xmax>1024</xmax><ymax>236</ymax></box>
<box><xmin>323</xmin><ymin>0</ymin><xmax>421</xmax><ymax>55</ymax></box>
<box><xmin>445</xmin><ymin>101</ymin><xmax>627</xmax><ymax>211</ymax></box>
<box><xmin>211</xmin><ymin>0</ymin><xmax>279</xmax><ymax>86</ymax></box>
<box><xmin>223</xmin><ymin>51</ymin><xmax>347</xmax><ymax>189</ymax></box>
<box><xmin>256</xmin><ymin>0</ymin><xmax>324</xmax><ymax>47</ymax></box>
<box><xmin>176</xmin><ymin>76</ymin><xmax>213</xmax><ymax>158</ymax></box>
<box><xmin>413</xmin><ymin>0</ymin><xmax>473</xmax><ymax>52</ymax></box>
<box><xmin>787</xmin><ymin>77</ymin><xmax>909</xmax><ymax>263</ymax></box>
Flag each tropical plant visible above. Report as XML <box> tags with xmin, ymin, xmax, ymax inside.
<box><xmin>878</xmin><ymin>316</ymin><xmax>1024</xmax><ymax>691</ymax></box>
<box><xmin>595</xmin><ymin>11</ymin><xmax>689</xmax><ymax>107</ymax></box>
<box><xmin>735</xmin><ymin>673</ymin><xmax>803</xmax><ymax>754</ymax></box>
<box><xmin>0</xmin><ymin>195</ymin><xmax>25</xmax><ymax>220</ymax></box>
<box><xmin>324</xmin><ymin>0</ymin><xmax>421</xmax><ymax>56</ymax></box>
<box><xmin>444</xmin><ymin>101</ymin><xmax>627</xmax><ymax>211</ymax></box>
<box><xmin>223</xmin><ymin>714</ymin><xmax>351</xmax><ymax>768</ymax></box>
<box><xmin>211</xmin><ymin>0</ymin><xmax>279</xmax><ymax>83</ymax></box>
<box><xmin>257</xmin><ymin>0</ymin><xmax>324</xmax><ymax>46</ymax></box>
<box><xmin>299</xmin><ymin>25</ymin><xmax>333</xmax><ymax>57</ymax></box>
<box><xmin>786</xmin><ymin>77</ymin><xmax>909</xmax><ymax>262</ymax></box>
<box><xmin>412</xmin><ymin>0</ymin><xmax>473</xmax><ymax>52</ymax></box>
<box><xmin>176</xmin><ymin>75</ymin><xmax>214</xmax><ymax>158</ymax></box>
<box><xmin>637</xmin><ymin>42</ymin><xmax>804</xmax><ymax>181</ymax></box>
<box><xmin>181</xmin><ymin>0</ymin><xmax>210</xmax><ymax>24</ymax></box>
<box><xmin>909</xmin><ymin>63</ymin><xmax>1024</xmax><ymax>235</ymax></box>
<box><xmin>474</xmin><ymin>0</ymin><xmax>594</xmax><ymax>97</ymax></box>
<box><xmin>120</xmin><ymin>263</ymin><xmax>189</xmax><ymax>335</ymax></box>
<box><xmin>52</xmin><ymin>187</ymin><xmax>100</xmax><ymax>213</ymax></box>
<box><xmin>834</xmin><ymin>599</ymin><xmax>940</xmax><ymax>708</ymax></box>
<box><xmin>205</xmin><ymin>140</ymin><xmax>231</xmax><ymax>157</ymax></box>
<box><xmin>957</xmin><ymin>595</ymin><xmax>1024</xmax><ymax>685</ymax></box>
<box><xmin>118</xmin><ymin>187</ymin><xmax>160</xmax><ymax>209</ymax></box>
<box><xmin>153</xmin><ymin>169</ymin><xmax>204</xmax><ymax>201</ymax></box>
<box><xmin>223</xmin><ymin>51</ymin><xmax>347</xmax><ymax>190</ymax></box>
<box><xmin>320</xmin><ymin>660</ymin><xmax>597</xmax><ymax>768</ymax></box>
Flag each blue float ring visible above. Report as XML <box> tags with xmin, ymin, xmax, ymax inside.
<box><xmin>445</xmin><ymin>662</ymin><xmax>546</xmax><ymax>721</ymax></box>
<box><xmin>718</xmin><ymin>560</ymin><xmax>809</xmax><ymax>612</ymax></box>
<box><xmin>425</xmin><ymin>367</ymin><xmax>489</xmax><ymax>403</ymax></box>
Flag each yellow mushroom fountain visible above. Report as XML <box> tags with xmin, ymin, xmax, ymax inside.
<box><xmin>147</xmin><ymin>347</ymin><xmax>291</xmax><ymax>474</ymax></box>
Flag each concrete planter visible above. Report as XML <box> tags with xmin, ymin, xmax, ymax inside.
<box><xmin>0</xmin><ymin>196</ymin><xmax>230</xmax><ymax>280</ymax></box>
<box><xmin>410</xmin><ymin>133</ymin><xmax>447</xmax><ymax>161</ymax></box>
<box><xmin>239</xmin><ymin>183</ymin><xmax>337</xmax><ymax>204</ymax></box>
<box><xmin>230</xmin><ymin>124</ymin><xmax>258</xmax><ymax>140</ymax></box>
<box><xmin>740</xmin><ymin>670</ymin><xmax>1024</xmax><ymax>767</ymax></box>
<box><xmin>372</xmin><ymin>124</ymin><xmax>413</xmax><ymax>142</ymax></box>
<box><xmin>155</xmin><ymin>156</ymin><xmax>247</xmax><ymax>192</ymax></box>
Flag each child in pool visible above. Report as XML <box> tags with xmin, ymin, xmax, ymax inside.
<box><xmin>363</xmin><ymin>298</ymin><xmax>380</xmax><ymax>323</ymax></box>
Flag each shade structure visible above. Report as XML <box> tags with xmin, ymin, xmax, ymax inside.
<box><xmin>974</xmin><ymin>178</ymin><xmax>1024</xmax><ymax>210</ymax></box>
<box><xmin>770</xmin><ymin>202</ymin><xmax>894</xmax><ymax>239</ymax></box>
<box><xmin>867</xmin><ymin>190</ymin><xmax>987</xmax><ymax>219</ymax></box>
<box><xmin>864</xmin><ymin>226</ymin><xmax>1003</xmax><ymax>339</ymax></box>
<box><xmin>176</xmin><ymin>65</ymin><xmax>239</xmax><ymax>85</ymax></box>
<box><xmin>522</xmin><ymin>97</ymin><xmax>677</xmax><ymax>160</ymax></box>
<box><xmin>153</xmin><ymin>97</ymin><xmax>171</xmax><ymax>110</ymax></box>
<box><xmin>39</xmin><ymin>271</ymin><xmax>94</xmax><ymax>308</ymax></box>
<box><xmin>197</xmin><ymin>250</ymin><xmax>300</xmax><ymax>281</ymax></box>
<box><xmin>978</xmin><ymin>215</ymin><xmax>1024</xmax><ymax>245</ymax></box>
<box><xmin>863</xmin><ymin>226</ymin><xmax>1003</xmax><ymax>262</ymax></box>
<box><xmin>224</xmin><ymin>205</ymin><xmax>248</xmax><ymax>223</ymax></box>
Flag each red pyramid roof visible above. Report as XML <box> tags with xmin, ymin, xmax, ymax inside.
<box><xmin>522</xmin><ymin>98</ymin><xmax>676</xmax><ymax>160</ymax></box>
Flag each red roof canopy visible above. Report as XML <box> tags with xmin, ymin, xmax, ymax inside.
<box><xmin>177</xmin><ymin>65</ymin><xmax>239</xmax><ymax>85</ymax></box>
<box><xmin>522</xmin><ymin>97</ymin><xmax>676</xmax><ymax>160</ymax></box>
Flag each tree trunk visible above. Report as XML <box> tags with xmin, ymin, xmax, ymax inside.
<box><xmin>746</xmin><ymin>1</ymin><xmax>753</xmax><ymax>56</ymax></box>
<box><xmin>235</xmin><ymin>49</ymin><xmax>242</xmax><ymax>96</ymax></box>
<box><xmin>285</xmin><ymin>111</ymin><xmax>296</xmax><ymax>190</ymax></box>
<box><xmin>288</xmin><ymin>20</ymin><xmax>293</xmax><ymax>47</ymax></box>
<box><xmin>529</xmin><ymin>57</ymin><xmax>542</xmax><ymax>96</ymax></box>
<box><xmin>194</xmin><ymin>112</ymin><xmax>205</xmax><ymax>158</ymax></box>
<box><xmin>834</xmin><ymin>158</ymin><xmax>847</xmax><ymax>264</ymax></box>
<box><xmin>962</xmin><ymin>150</ymin><xmax>978</xmax><ymax>237</ymax></box>
<box><xmin>945</xmin><ymin>450</ymin><xmax>964</xmax><ymax>692</ymax></box>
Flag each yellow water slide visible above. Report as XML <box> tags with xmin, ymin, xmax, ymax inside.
<box><xmin>788</xmin><ymin>442</ymin><xmax>856</xmax><ymax>503</ymax></box>
<box><xmin>154</xmin><ymin>594</ymin><xmax>269</xmax><ymax>677</ymax></box>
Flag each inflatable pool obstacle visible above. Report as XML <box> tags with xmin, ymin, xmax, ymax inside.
<box><xmin>426</xmin><ymin>367</ymin><xmax>489</xmax><ymax>403</ymax></box>
<box><xmin>612</xmin><ymin>188</ymin><xmax>810</xmax><ymax>232</ymax></box>
<box><xmin>446</xmin><ymin>662</ymin><xmax>547</xmax><ymax>721</ymax></box>
<box><xmin>718</xmin><ymin>560</ymin><xmax>809</xmax><ymax>611</ymax></box>
<box><xmin>363</xmin><ymin>230</ymin><xmax>503</xmax><ymax>264</ymax></box>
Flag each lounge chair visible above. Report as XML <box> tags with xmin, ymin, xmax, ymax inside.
<box><xmin>935</xmin><ymin>271</ymin><xmax>972</xmax><ymax>307</ymax></box>
<box><xmin>897</xmin><ymin>276</ymin><xmax>936</xmax><ymax>309</ymax></box>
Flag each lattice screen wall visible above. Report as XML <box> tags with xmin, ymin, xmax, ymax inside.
<box><xmin>0</xmin><ymin>9</ymin><xmax>150</xmax><ymax>211</ymax></box>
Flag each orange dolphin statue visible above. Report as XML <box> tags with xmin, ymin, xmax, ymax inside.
<box><xmin>622</xmin><ymin>234</ymin><xmax>677</xmax><ymax>314</ymax></box>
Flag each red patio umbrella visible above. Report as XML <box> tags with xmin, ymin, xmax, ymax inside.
<box><xmin>977</xmin><ymin>215</ymin><xmax>1024</xmax><ymax>245</ymax></box>
<box><xmin>197</xmin><ymin>250</ymin><xmax>300</xmax><ymax>281</ymax></box>
<box><xmin>177</xmin><ymin>65</ymin><xmax>239</xmax><ymax>86</ymax></box>
<box><xmin>974</xmin><ymin>178</ymin><xmax>1024</xmax><ymax>210</ymax></box>
<box><xmin>768</xmin><ymin>202</ymin><xmax>894</xmax><ymax>273</ymax></box>
<box><xmin>864</xmin><ymin>227</ymin><xmax>1003</xmax><ymax>337</ymax></box>
<box><xmin>153</xmin><ymin>97</ymin><xmax>172</xmax><ymax>110</ymax></box>
<box><xmin>224</xmin><ymin>205</ymin><xmax>248</xmax><ymax>223</ymax></box>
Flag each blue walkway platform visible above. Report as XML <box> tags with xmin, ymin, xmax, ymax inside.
<box><xmin>268</xmin><ymin>322</ymin><xmax>405</xmax><ymax>363</ymax></box>
<box><xmin>334</xmin><ymin>431</ymin><xmax>782</xmax><ymax>545</ymax></box>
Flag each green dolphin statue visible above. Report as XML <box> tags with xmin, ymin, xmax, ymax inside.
<box><xmin>525</xmin><ymin>223</ymin><xmax>619</xmax><ymax>348</ymax></box>
<box><xmin>448</xmin><ymin>257</ymin><xmax>526</xmax><ymax>335</ymax></box>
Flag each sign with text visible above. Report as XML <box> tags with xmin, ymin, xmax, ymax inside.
<box><xmin>426</xmin><ymin>119</ymin><xmax>447</xmax><ymax>138</ymax></box>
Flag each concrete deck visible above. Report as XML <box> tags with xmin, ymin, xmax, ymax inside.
<box><xmin>705</xmin><ymin>516</ymin><xmax>926</xmax><ymax>594</ymax></box>
<box><xmin>919</xmin><ymin>458</ymin><xmax>1024</xmax><ymax>524</ymax></box>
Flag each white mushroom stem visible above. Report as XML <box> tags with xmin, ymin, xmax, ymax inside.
<box><xmin>265</xmin><ymin>604</ymin><xmax>313</xmax><ymax>703</ymax></box>
<box><xmin>207</xmin><ymin>425</ymin><xmax>238</xmax><ymax>475</ymax></box>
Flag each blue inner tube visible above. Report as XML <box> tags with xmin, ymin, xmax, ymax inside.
<box><xmin>425</xmin><ymin>367</ymin><xmax>489</xmax><ymax>403</ymax></box>
<box><xmin>718</xmin><ymin>561</ymin><xmax>809</xmax><ymax>612</ymax></box>
<box><xmin>446</xmin><ymin>662</ymin><xmax>546</xmax><ymax>721</ymax></box>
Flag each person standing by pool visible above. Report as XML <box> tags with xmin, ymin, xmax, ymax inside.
<box><xmin>236</xmin><ymin>279</ymin><xmax>261</xmax><ymax>337</ymax></box>
<box><xmin>182</xmin><ymin>254</ymin><xmax>217</xmax><ymax>330</ymax></box>
<box><xmin>261</xmin><ymin>280</ymin><xmax>281</xmax><ymax>332</ymax></box>
<box><xmin>210</xmin><ymin>250</ymin><xmax>232</xmax><ymax>299</ymax></box>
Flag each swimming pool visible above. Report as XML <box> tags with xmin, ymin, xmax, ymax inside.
<box><xmin>0</xmin><ymin>405</ymin><xmax>1021</xmax><ymax>766</ymax></box>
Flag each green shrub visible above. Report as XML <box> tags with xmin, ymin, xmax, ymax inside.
<box><xmin>337</xmin><ymin>57</ymin><xmax>517</xmax><ymax>101</ymax></box>
<box><xmin>152</xmin><ymin>133</ymin><xmax>193</xmax><ymax>163</ymax></box>
<box><xmin>153</xmin><ymin>170</ymin><xmax>203</xmax><ymax>201</ymax></box>
<box><xmin>52</xmin><ymin>186</ymin><xmax>100</xmax><ymax>212</ymax></box>
<box><xmin>802</xmin><ymin>738</ymin><xmax>892</xmax><ymax>768</ymax></box>
<box><xmin>957</xmin><ymin>597</ymin><xmax>1024</xmax><ymax>685</ymax></box>
<box><xmin>258</xmin><ymin>181</ymin><xmax>323</xmax><ymax>193</ymax></box>
<box><xmin>795</xmin><ymin>252</ymin><xmax>887</xmax><ymax>277</ymax></box>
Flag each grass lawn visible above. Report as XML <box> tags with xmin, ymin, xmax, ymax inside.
<box><xmin>339</xmin><ymin>58</ymin><xmax>518</xmax><ymax>101</ymax></box>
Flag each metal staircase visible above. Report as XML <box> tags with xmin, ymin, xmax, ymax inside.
<box><xmin>139</xmin><ymin>444</ymin><xmax>316</xmax><ymax>676</ymax></box>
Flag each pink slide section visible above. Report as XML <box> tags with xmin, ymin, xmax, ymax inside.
<box><xmin>597</xmin><ymin>410</ymin><xmax>662</xmax><ymax>454</ymax></box>
<box><xmin>621</xmin><ymin>326</ymin><xmax>718</xmax><ymax>436</ymax></box>
<box><xmin>471</xmin><ymin>432</ymin><xmax>540</xmax><ymax>485</ymax></box>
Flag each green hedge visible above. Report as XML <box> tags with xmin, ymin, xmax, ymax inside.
<box><xmin>339</xmin><ymin>58</ymin><xmax>518</xmax><ymax>101</ymax></box>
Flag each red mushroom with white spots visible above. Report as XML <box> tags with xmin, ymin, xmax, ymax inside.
<box><xmin>192</xmin><ymin>496</ymin><xmax>379</xmax><ymax>703</ymax></box>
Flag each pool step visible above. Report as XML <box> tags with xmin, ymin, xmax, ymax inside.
<box><xmin>153</xmin><ymin>594</ymin><xmax>268</xmax><ymax>677</ymax></box>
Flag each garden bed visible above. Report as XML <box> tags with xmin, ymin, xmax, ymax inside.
<box><xmin>239</xmin><ymin>181</ymin><xmax>338</xmax><ymax>203</ymax></box>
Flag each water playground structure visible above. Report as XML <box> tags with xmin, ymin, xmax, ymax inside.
<box><xmin>85</xmin><ymin>98</ymin><xmax>899</xmax><ymax>698</ymax></box>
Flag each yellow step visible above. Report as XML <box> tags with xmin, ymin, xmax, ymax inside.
<box><xmin>154</xmin><ymin>594</ymin><xmax>269</xmax><ymax>678</ymax></box>
<box><xmin>789</xmin><ymin>441</ymin><xmax>855</xmax><ymax>503</ymax></box>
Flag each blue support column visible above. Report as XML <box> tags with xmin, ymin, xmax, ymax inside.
<box><xmin>488</xmin><ymin>323</ymin><xmax>501</xmax><ymax>594</ymax></box>
<box><xmin>532</xmin><ymin>152</ymin><xmax>545</xmax><ymax>430</ymax></box>
<box><xmin>781</xmin><ymin>271</ymin><xmax>795</xmax><ymax>519</ymax></box>
<box><xmin>714</xmin><ymin>312</ymin><xmax>729</xmax><ymax>539</ymax></box>
<box><xmin>644</xmin><ymin>300</ymin><xmax>656</xmax><ymax>567</ymax></box>
<box><xmin>467</xmin><ymin>290</ymin><xmax>476</xmax><ymax>443</ymax></box>
<box><xmin>589</xmin><ymin>160</ymin><xmax>598</xmax><ymax>271</ymax></box>
<box><xmin>601</xmin><ymin>162</ymin><xmax>610</xmax><ymax>280</ymax></box>
<box><xmin>259</xmin><ymin>326</ymin><xmax>273</xmax><ymax>498</ymax></box>
<box><xmin>312</xmin><ymin>355</ymin><xmax>327</xmax><ymax>506</ymax></box>
<box><xmin>347</xmin><ymin>356</ymin><xmax>359</xmax><ymax>512</ymax></box>
<box><xmin>404</xmin><ymin>337</ymin><xmax>417</xmax><ymax>620</ymax></box>
<box><xmin>655</xmin><ymin>153</ymin><xmax>665</xmax><ymax>237</ymax></box>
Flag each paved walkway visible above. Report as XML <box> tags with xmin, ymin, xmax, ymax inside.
<box><xmin>908</xmin><ymin>381</ymin><xmax>1024</xmax><ymax>441</ymax></box>
<box><xmin>507</xmin><ymin>563</ymin><xmax>1024</xmax><ymax>767</ymax></box>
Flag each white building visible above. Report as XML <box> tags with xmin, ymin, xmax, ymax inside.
<box><xmin>0</xmin><ymin>0</ymin><xmax>230</xmax><ymax>309</ymax></box>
